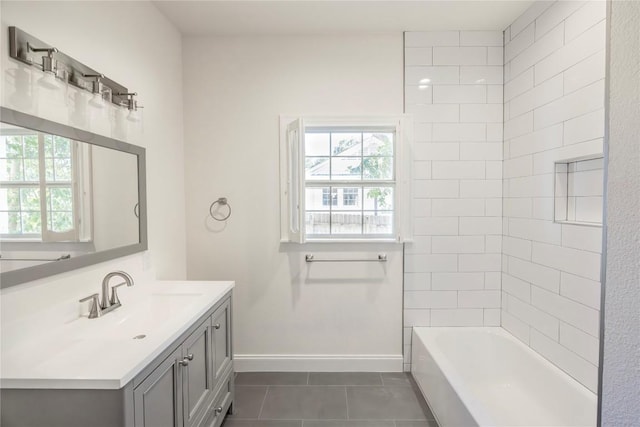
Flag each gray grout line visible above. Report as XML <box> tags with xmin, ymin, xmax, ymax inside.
<box><xmin>344</xmin><ymin>386</ymin><xmax>349</xmax><ymax>420</ymax></box>
<box><xmin>256</xmin><ymin>385</ymin><xmax>269</xmax><ymax>420</ymax></box>
<box><xmin>238</xmin><ymin>384</ymin><xmax>411</xmax><ymax>387</ymax></box>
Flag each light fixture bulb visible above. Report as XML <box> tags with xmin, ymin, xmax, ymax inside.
<box><xmin>38</xmin><ymin>71</ymin><xmax>62</xmax><ymax>90</ymax></box>
<box><xmin>127</xmin><ymin>109</ymin><xmax>140</xmax><ymax>123</ymax></box>
<box><xmin>89</xmin><ymin>92</ymin><xmax>105</xmax><ymax>109</ymax></box>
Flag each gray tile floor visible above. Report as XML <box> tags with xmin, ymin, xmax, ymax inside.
<box><xmin>222</xmin><ymin>372</ymin><xmax>439</xmax><ymax>427</ymax></box>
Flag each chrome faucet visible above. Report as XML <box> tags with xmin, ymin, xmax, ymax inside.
<box><xmin>79</xmin><ymin>271</ymin><xmax>134</xmax><ymax>319</ymax></box>
<box><xmin>101</xmin><ymin>271</ymin><xmax>134</xmax><ymax>309</ymax></box>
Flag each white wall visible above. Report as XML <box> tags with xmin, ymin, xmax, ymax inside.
<box><xmin>501</xmin><ymin>0</ymin><xmax>606</xmax><ymax>393</ymax></box>
<box><xmin>403</xmin><ymin>30</ymin><xmax>504</xmax><ymax>370</ymax></box>
<box><xmin>0</xmin><ymin>2</ymin><xmax>186</xmax><ymax>316</ymax></box>
<box><xmin>601</xmin><ymin>0</ymin><xmax>640</xmax><ymax>424</ymax></box>
<box><xmin>182</xmin><ymin>34</ymin><xmax>405</xmax><ymax>371</ymax></box>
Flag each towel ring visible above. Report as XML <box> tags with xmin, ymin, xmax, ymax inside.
<box><xmin>209</xmin><ymin>197</ymin><xmax>231</xmax><ymax>221</ymax></box>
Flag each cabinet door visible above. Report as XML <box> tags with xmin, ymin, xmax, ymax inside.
<box><xmin>182</xmin><ymin>320</ymin><xmax>214</xmax><ymax>427</ymax></box>
<box><xmin>211</xmin><ymin>299</ymin><xmax>232</xmax><ymax>383</ymax></box>
<box><xmin>134</xmin><ymin>347</ymin><xmax>183</xmax><ymax>427</ymax></box>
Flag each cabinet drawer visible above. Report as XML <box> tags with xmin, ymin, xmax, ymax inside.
<box><xmin>201</xmin><ymin>371</ymin><xmax>233</xmax><ymax>427</ymax></box>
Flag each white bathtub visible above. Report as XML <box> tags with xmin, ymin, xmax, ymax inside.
<box><xmin>411</xmin><ymin>327</ymin><xmax>597</xmax><ymax>427</ymax></box>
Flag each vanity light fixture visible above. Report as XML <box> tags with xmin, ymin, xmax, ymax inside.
<box><xmin>117</xmin><ymin>92</ymin><xmax>143</xmax><ymax>122</ymax></box>
<box><xmin>85</xmin><ymin>73</ymin><xmax>107</xmax><ymax>108</ymax></box>
<box><xmin>9</xmin><ymin>26</ymin><xmax>140</xmax><ymax>110</ymax></box>
<box><xmin>27</xmin><ymin>43</ymin><xmax>63</xmax><ymax>89</ymax></box>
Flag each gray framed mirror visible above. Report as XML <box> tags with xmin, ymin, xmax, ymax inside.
<box><xmin>0</xmin><ymin>107</ymin><xmax>147</xmax><ymax>288</ymax></box>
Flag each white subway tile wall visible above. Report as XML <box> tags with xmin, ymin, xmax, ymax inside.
<box><xmin>502</xmin><ymin>0</ymin><xmax>605</xmax><ymax>392</ymax></box>
<box><xmin>403</xmin><ymin>30</ymin><xmax>503</xmax><ymax>371</ymax></box>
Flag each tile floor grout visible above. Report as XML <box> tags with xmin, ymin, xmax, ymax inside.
<box><xmin>344</xmin><ymin>385</ymin><xmax>349</xmax><ymax>421</ymax></box>
<box><xmin>227</xmin><ymin>372</ymin><xmax>438</xmax><ymax>427</ymax></box>
<box><xmin>255</xmin><ymin>384</ymin><xmax>269</xmax><ymax>420</ymax></box>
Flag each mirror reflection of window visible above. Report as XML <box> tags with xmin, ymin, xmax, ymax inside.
<box><xmin>0</xmin><ymin>109</ymin><xmax>145</xmax><ymax>285</ymax></box>
<box><xmin>0</xmin><ymin>125</ymin><xmax>93</xmax><ymax>242</ymax></box>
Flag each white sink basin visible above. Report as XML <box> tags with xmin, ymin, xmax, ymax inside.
<box><xmin>70</xmin><ymin>292</ymin><xmax>205</xmax><ymax>340</ymax></box>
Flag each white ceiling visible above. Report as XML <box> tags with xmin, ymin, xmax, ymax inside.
<box><xmin>154</xmin><ymin>1</ymin><xmax>534</xmax><ymax>36</ymax></box>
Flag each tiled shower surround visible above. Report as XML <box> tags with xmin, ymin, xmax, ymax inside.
<box><xmin>403</xmin><ymin>1</ymin><xmax>605</xmax><ymax>393</ymax></box>
<box><xmin>403</xmin><ymin>29</ymin><xmax>504</xmax><ymax>370</ymax></box>
<box><xmin>502</xmin><ymin>0</ymin><xmax>605</xmax><ymax>392</ymax></box>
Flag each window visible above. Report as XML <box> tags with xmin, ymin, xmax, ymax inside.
<box><xmin>0</xmin><ymin>127</ymin><xmax>90</xmax><ymax>242</ymax></box>
<box><xmin>342</xmin><ymin>187</ymin><xmax>358</xmax><ymax>206</ymax></box>
<box><xmin>322</xmin><ymin>188</ymin><xmax>337</xmax><ymax>206</ymax></box>
<box><xmin>280</xmin><ymin>116</ymin><xmax>412</xmax><ymax>242</ymax></box>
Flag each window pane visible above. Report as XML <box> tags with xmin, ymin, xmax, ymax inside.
<box><xmin>47</xmin><ymin>187</ymin><xmax>73</xmax><ymax>211</ymax></box>
<box><xmin>0</xmin><ymin>188</ymin><xmax>21</xmax><ymax>211</ymax></box>
<box><xmin>305</xmin><ymin>133</ymin><xmax>330</xmax><ymax>156</ymax></box>
<box><xmin>21</xmin><ymin>211</ymin><xmax>41</xmax><ymax>234</ymax></box>
<box><xmin>1</xmin><ymin>159</ymin><xmax>23</xmax><ymax>181</ymax></box>
<box><xmin>20</xmin><ymin>188</ymin><xmax>41</xmax><ymax>211</ymax></box>
<box><xmin>50</xmin><ymin>211</ymin><xmax>73</xmax><ymax>233</ymax></box>
<box><xmin>363</xmin><ymin>187</ymin><xmax>394</xmax><ymax>211</ymax></box>
<box><xmin>363</xmin><ymin>133</ymin><xmax>393</xmax><ymax>156</ymax></box>
<box><xmin>0</xmin><ymin>211</ymin><xmax>8</xmax><ymax>233</ymax></box>
<box><xmin>331</xmin><ymin>157</ymin><xmax>361</xmax><ymax>180</ymax></box>
<box><xmin>53</xmin><ymin>159</ymin><xmax>72</xmax><ymax>181</ymax></box>
<box><xmin>305</xmin><ymin>157</ymin><xmax>329</xmax><ymax>181</ymax></box>
<box><xmin>306</xmin><ymin>211</ymin><xmax>330</xmax><ymax>235</ymax></box>
<box><xmin>363</xmin><ymin>156</ymin><xmax>393</xmax><ymax>180</ymax></box>
<box><xmin>54</xmin><ymin>136</ymin><xmax>70</xmax><ymax>157</ymax></box>
<box><xmin>331</xmin><ymin>212</ymin><xmax>362</xmax><ymax>235</ymax></box>
<box><xmin>364</xmin><ymin>211</ymin><xmax>393</xmax><ymax>234</ymax></box>
<box><xmin>331</xmin><ymin>133</ymin><xmax>361</xmax><ymax>156</ymax></box>
<box><xmin>23</xmin><ymin>135</ymin><xmax>39</xmax><ymax>158</ymax></box>
<box><xmin>0</xmin><ymin>211</ymin><xmax>22</xmax><ymax>234</ymax></box>
<box><xmin>44</xmin><ymin>158</ymin><xmax>54</xmax><ymax>181</ymax></box>
<box><xmin>23</xmin><ymin>159</ymin><xmax>39</xmax><ymax>181</ymax></box>
<box><xmin>305</xmin><ymin>187</ymin><xmax>331</xmax><ymax>210</ymax></box>
<box><xmin>44</xmin><ymin>135</ymin><xmax>54</xmax><ymax>157</ymax></box>
<box><xmin>4</xmin><ymin>136</ymin><xmax>23</xmax><ymax>158</ymax></box>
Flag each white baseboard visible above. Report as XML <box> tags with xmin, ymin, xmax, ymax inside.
<box><xmin>234</xmin><ymin>354</ymin><xmax>404</xmax><ymax>372</ymax></box>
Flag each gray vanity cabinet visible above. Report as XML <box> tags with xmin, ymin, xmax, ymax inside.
<box><xmin>132</xmin><ymin>294</ymin><xmax>233</xmax><ymax>427</ymax></box>
<box><xmin>134</xmin><ymin>347</ymin><xmax>183</xmax><ymax>427</ymax></box>
<box><xmin>0</xmin><ymin>292</ymin><xmax>233</xmax><ymax>427</ymax></box>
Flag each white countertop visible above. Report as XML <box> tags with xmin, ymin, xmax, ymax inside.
<box><xmin>1</xmin><ymin>280</ymin><xmax>234</xmax><ymax>389</ymax></box>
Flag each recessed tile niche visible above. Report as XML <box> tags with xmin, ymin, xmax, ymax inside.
<box><xmin>554</xmin><ymin>156</ymin><xmax>604</xmax><ymax>226</ymax></box>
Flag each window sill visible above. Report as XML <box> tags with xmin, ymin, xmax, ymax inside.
<box><xmin>281</xmin><ymin>238</ymin><xmax>404</xmax><ymax>244</ymax></box>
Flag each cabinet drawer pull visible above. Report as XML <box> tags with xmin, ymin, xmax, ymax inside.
<box><xmin>214</xmin><ymin>323</ymin><xmax>221</xmax><ymax>330</ymax></box>
<box><xmin>179</xmin><ymin>358</ymin><xmax>189</xmax><ymax>366</ymax></box>
<box><xmin>186</xmin><ymin>353</ymin><xmax>194</xmax><ymax>361</ymax></box>
<box><xmin>214</xmin><ymin>407</ymin><xmax>223</xmax><ymax>415</ymax></box>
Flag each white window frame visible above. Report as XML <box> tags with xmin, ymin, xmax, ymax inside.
<box><xmin>279</xmin><ymin>115</ymin><xmax>413</xmax><ymax>243</ymax></box>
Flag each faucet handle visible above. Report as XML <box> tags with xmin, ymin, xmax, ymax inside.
<box><xmin>109</xmin><ymin>282</ymin><xmax>128</xmax><ymax>305</ymax></box>
<box><xmin>80</xmin><ymin>293</ymin><xmax>102</xmax><ymax>319</ymax></box>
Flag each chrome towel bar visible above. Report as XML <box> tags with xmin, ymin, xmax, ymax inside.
<box><xmin>305</xmin><ymin>254</ymin><xmax>387</xmax><ymax>263</ymax></box>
